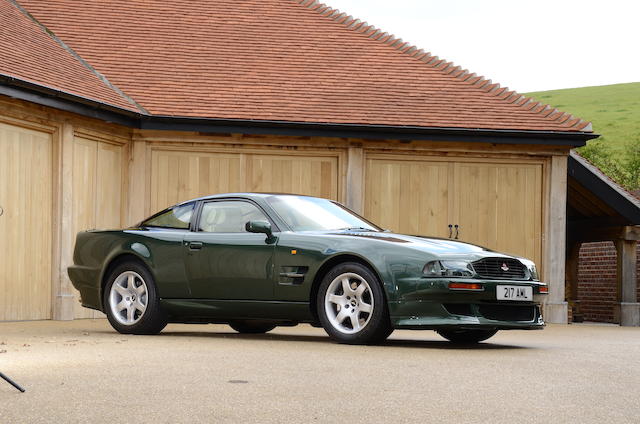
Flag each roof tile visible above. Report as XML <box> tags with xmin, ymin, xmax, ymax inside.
<box><xmin>0</xmin><ymin>0</ymin><xmax>140</xmax><ymax>111</ymax></box>
<box><xmin>4</xmin><ymin>0</ymin><xmax>591</xmax><ymax>132</ymax></box>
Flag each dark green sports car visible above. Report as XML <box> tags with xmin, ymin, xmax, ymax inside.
<box><xmin>69</xmin><ymin>193</ymin><xmax>547</xmax><ymax>344</ymax></box>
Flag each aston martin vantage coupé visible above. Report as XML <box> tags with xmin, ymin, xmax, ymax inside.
<box><xmin>69</xmin><ymin>193</ymin><xmax>547</xmax><ymax>344</ymax></box>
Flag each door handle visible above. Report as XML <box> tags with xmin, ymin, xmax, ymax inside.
<box><xmin>448</xmin><ymin>224</ymin><xmax>453</xmax><ymax>238</ymax></box>
<box><xmin>454</xmin><ymin>224</ymin><xmax>459</xmax><ymax>240</ymax></box>
<box><xmin>188</xmin><ymin>241</ymin><xmax>203</xmax><ymax>250</ymax></box>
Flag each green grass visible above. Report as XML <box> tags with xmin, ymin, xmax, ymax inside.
<box><xmin>526</xmin><ymin>82</ymin><xmax>640</xmax><ymax>157</ymax></box>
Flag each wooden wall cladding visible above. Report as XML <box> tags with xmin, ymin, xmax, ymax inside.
<box><xmin>365</xmin><ymin>155</ymin><xmax>544</xmax><ymax>268</ymax></box>
<box><xmin>149</xmin><ymin>149</ymin><xmax>340</xmax><ymax>212</ymax></box>
<box><xmin>0</xmin><ymin>122</ymin><xmax>53</xmax><ymax>320</ymax></box>
<box><xmin>72</xmin><ymin>136</ymin><xmax>124</xmax><ymax>318</ymax></box>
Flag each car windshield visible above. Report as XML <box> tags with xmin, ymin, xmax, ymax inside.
<box><xmin>266</xmin><ymin>195</ymin><xmax>381</xmax><ymax>232</ymax></box>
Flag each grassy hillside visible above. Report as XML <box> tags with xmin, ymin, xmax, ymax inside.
<box><xmin>526</xmin><ymin>82</ymin><xmax>640</xmax><ymax>189</ymax></box>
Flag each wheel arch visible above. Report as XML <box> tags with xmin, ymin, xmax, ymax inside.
<box><xmin>99</xmin><ymin>252</ymin><xmax>155</xmax><ymax>306</ymax></box>
<box><xmin>309</xmin><ymin>254</ymin><xmax>388</xmax><ymax>322</ymax></box>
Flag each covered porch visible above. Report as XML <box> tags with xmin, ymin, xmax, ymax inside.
<box><xmin>566</xmin><ymin>151</ymin><xmax>640</xmax><ymax>326</ymax></box>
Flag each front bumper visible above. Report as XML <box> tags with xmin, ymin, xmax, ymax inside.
<box><xmin>389</xmin><ymin>277</ymin><xmax>546</xmax><ymax>330</ymax></box>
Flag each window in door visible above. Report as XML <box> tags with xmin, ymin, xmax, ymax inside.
<box><xmin>198</xmin><ymin>201</ymin><xmax>269</xmax><ymax>233</ymax></box>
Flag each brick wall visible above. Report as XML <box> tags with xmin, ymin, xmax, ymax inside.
<box><xmin>577</xmin><ymin>241</ymin><xmax>640</xmax><ymax>323</ymax></box>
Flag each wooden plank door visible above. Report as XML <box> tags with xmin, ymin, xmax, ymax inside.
<box><xmin>72</xmin><ymin>137</ymin><xmax>124</xmax><ymax>318</ymax></box>
<box><xmin>149</xmin><ymin>150</ymin><xmax>242</xmax><ymax>212</ymax></box>
<box><xmin>0</xmin><ymin>122</ymin><xmax>52</xmax><ymax>320</ymax></box>
<box><xmin>364</xmin><ymin>157</ymin><xmax>451</xmax><ymax>237</ymax></box>
<box><xmin>452</xmin><ymin>161</ymin><xmax>543</xmax><ymax>266</ymax></box>
<box><xmin>248</xmin><ymin>154</ymin><xmax>339</xmax><ymax>200</ymax></box>
<box><xmin>149</xmin><ymin>150</ymin><xmax>341</xmax><ymax>213</ymax></box>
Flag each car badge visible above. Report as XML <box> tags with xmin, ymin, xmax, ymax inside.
<box><xmin>501</xmin><ymin>263</ymin><xmax>509</xmax><ymax>272</ymax></box>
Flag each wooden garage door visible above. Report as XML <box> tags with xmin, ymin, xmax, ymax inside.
<box><xmin>365</xmin><ymin>156</ymin><xmax>544</xmax><ymax>267</ymax></box>
<box><xmin>453</xmin><ymin>162</ymin><xmax>543</xmax><ymax>267</ymax></box>
<box><xmin>150</xmin><ymin>150</ymin><xmax>340</xmax><ymax>212</ymax></box>
<box><xmin>364</xmin><ymin>158</ymin><xmax>451</xmax><ymax>238</ymax></box>
<box><xmin>0</xmin><ymin>122</ymin><xmax>52</xmax><ymax>320</ymax></box>
<box><xmin>72</xmin><ymin>137</ymin><xmax>124</xmax><ymax>318</ymax></box>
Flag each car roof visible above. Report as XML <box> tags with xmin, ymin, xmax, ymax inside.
<box><xmin>175</xmin><ymin>192</ymin><xmax>320</xmax><ymax>205</ymax></box>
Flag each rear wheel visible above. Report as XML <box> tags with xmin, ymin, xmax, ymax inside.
<box><xmin>437</xmin><ymin>329</ymin><xmax>498</xmax><ymax>344</ymax></box>
<box><xmin>317</xmin><ymin>262</ymin><xmax>392</xmax><ymax>345</ymax></box>
<box><xmin>103</xmin><ymin>261</ymin><xmax>167</xmax><ymax>335</ymax></box>
<box><xmin>229</xmin><ymin>320</ymin><xmax>277</xmax><ymax>334</ymax></box>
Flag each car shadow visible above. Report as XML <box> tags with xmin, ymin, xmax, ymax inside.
<box><xmin>149</xmin><ymin>330</ymin><xmax>529</xmax><ymax>350</ymax></box>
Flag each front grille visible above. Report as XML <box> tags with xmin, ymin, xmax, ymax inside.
<box><xmin>479</xmin><ymin>305</ymin><xmax>537</xmax><ymax>321</ymax></box>
<box><xmin>472</xmin><ymin>258</ymin><xmax>526</xmax><ymax>280</ymax></box>
<box><xmin>443</xmin><ymin>303</ymin><xmax>474</xmax><ymax>316</ymax></box>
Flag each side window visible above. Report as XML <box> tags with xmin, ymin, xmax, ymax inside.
<box><xmin>198</xmin><ymin>201</ymin><xmax>268</xmax><ymax>233</ymax></box>
<box><xmin>142</xmin><ymin>203</ymin><xmax>194</xmax><ymax>229</ymax></box>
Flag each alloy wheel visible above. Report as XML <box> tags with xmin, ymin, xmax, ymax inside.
<box><xmin>324</xmin><ymin>272</ymin><xmax>374</xmax><ymax>334</ymax></box>
<box><xmin>108</xmin><ymin>271</ymin><xmax>148</xmax><ymax>325</ymax></box>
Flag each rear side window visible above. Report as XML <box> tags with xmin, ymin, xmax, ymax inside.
<box><xmin>142</xmin><ymin>203</ymin><xmax>194</xmax><ymax>229</ymax></box>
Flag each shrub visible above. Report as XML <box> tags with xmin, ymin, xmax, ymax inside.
<box><xmin>577</xmin><ymin>136</ymin><xmax>640</xmax><ymax>191</ymax></box>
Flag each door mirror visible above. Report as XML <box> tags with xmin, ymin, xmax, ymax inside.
<box><xmin>245</xmin><ymin>221</ymin><xmax>274</xmax><ymax>241</ymax></box>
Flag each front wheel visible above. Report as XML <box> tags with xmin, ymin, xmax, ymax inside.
<box><xmin>437</xmin><ymin>329</ymin><xmax>498</xmax><ymax>344</ymax></box>
<box><xmin>103</xmin><ymin>261</ymin><xmax>167</xmax><ymax>335</ymax></box>
<box><xmin>317</xmin><ymin>262</ymin><xmax>392</xmax><ymax>345</ymax></box>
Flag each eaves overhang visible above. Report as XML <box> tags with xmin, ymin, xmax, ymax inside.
<box><xmin>568</xmin><ymin>152</ymin><xmax>640</xmax><ymax>225</ymax></box>
<box><xmin>0</xmin><ymin>78</ymin><xmax>599</xmax><ymax>146</ymax></box>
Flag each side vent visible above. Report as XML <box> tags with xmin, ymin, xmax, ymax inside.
<box><xmin>278</xmin><ymin>266</ymin><xmax>309</xmax><ymax>285</ymax></box>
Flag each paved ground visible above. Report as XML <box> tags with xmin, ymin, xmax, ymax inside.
<box><xmin>0</xmin><ymin>320</ymin><xmax>639</xmax><ymax>424</ymax></box>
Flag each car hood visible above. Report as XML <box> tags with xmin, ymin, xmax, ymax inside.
<box><xmin>329</xmin><ymin>231</ymin><xmax>520</xmax><ymax>261</ymax></box>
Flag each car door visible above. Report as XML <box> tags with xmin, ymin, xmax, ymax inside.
<box><xmin>138</xmin><ymin>202</ymin><xmax>196</xmax><ymax>298</ymax></box>
<box><xmin>184</xmin><ymin>199</ymin><xmax>276</xmax><ymax>300</ymax></box>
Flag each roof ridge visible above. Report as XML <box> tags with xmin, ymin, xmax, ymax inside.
<box><xmin>9</xmin><ymin>0</ymin><xmax>149</xmax><ymax>115</ymax></box>
<box><xmin>294</xmin><ymin>0</ymin><xmax>592</xmax><ymax>132</ymax></box>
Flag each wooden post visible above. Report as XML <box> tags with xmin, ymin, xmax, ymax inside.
<box><xmin>127</xmin><ymin>139</ymin><xmax>147</xmax><ymax>225</ymax></box>
<box><xmin>543</xmin><ymin>155</ymin><xmax>568</xmax><ymax>323</ymax></box>
<box><xmin>615</xmin><ymin>239</ymin><xmax>640</xmax><ymax>326</ymax></box>
<box><xmin>345</xmin><ymin>146</ymin><xmax>364</xmax><ymax>214</ymax></box>
<box><xmin>52</xmin><ymin>122</ymin><xmax>75</xmax><ymax>320</ymax></box>
<box><xmin>566</xmin><ymin>241</ymin><xmax>582</xmax><ymax>322</ymax></box>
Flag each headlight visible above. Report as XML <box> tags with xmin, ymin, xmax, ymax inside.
<box><xmin>423</xmin><ymin>260</ymin><xmax>476</xmax><ymax>278</ymax></box>
<box><xmin>519</xmin><ymin>259</ymin><xmax>539</xmax><ymax>281</ymax></box>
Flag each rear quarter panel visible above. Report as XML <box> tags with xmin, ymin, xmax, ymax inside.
<box><xmin>68</xmin><ymin>229</ymin><xmax>190</xmax><ymax>310</ymax></box>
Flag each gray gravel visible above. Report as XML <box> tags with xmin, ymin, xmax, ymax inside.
<box><xmin>1</xmin><ymin>320</ymin><xmax>639</xmax><ymax>423</ymax></box>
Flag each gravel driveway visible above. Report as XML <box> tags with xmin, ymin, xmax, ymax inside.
<box><xmin>1</xmin><ymin>320</ymin><xmax>638</xmax><ymax>423</ymax></box>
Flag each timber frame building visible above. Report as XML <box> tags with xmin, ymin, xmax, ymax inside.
<box><xmin>1</xmin><ymin>0</ymin><xmax>637</xmax><ymax>325</ymax></box>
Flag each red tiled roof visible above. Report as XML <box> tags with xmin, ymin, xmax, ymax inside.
<box><xmin>5</xmin><ymin>0</ymin><xmax>591</xmax><ymax>132</ymax></box>
<box><xmin>0</xmin><ymin>0</ymin><xmax>141</xmax><ymax>112</ymax></box>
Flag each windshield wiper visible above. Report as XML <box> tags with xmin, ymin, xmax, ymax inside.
<box><xmin>337</xmin><ymin>227</ymin><xmax>378</xmax><ymax>232</ymax></box>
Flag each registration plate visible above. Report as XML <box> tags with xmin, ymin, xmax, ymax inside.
<box><xmin>496</xmin><ymin>285</ymin><xmax>532</xmax><ymax>301</ymax></box>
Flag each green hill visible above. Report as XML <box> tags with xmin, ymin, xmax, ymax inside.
<box><xmin>526</xmin><ymin>82</ymin><xmax>640</xmax><ymax>189</ymax></box>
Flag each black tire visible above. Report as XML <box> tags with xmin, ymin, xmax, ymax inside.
<box><xmin>103</xmin><ymin>261</ymin><xmax>167</xmax><ymax>335</ymax></box>
<box><xmin>317</xmin><ymin>262</ymin><xmax>393</xmax><ymax>345</ymax></box>
<box><xmin>229</xmin><ymin>320</ymin><xmax>277</xmax><ymax>334</ymax></box>
<box><xmin>436</xmin><ymin>329</ymin><xmax>498</xmax><ymax>344</ymax></box>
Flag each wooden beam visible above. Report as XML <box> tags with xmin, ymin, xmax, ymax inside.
<box><xmin>345</xmin><ymin>146</ymin><xmax>364</xmax><ymax>214</ymax></box>
<box><xmin>569</xmin><ymin>224</ymin><xmax>640</xmax><ymax>243</ymax></box>
<box><xmin>621</xmin><ymin>226</ymin><xmax>640</xmax><ymax>241</ymax></box>
<box><xmin>127</xmin><ymin>140</ymin><xmax>147</xmax><ymax>225</ymax></box>
<box><xmin>543</xmin><ymin>155</ymin><xmax>568</xmax><ymax>323</ymax></box>
<box><xmin>52</xmin><ymin>121</ymin><xmax>75</xmax><ymax>320</ymax></box>
<box><xmin>615</xmin><ymin>240</ymin><xmax>640</xmax><ymax>326</ymax></box>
